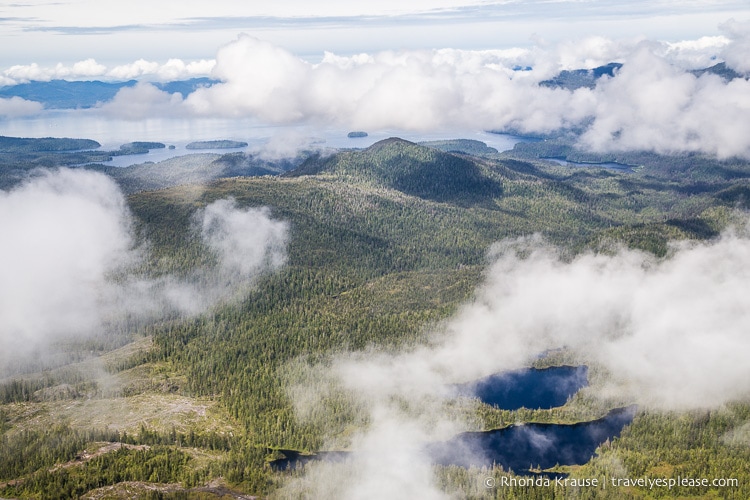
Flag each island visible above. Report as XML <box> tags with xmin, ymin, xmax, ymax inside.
<box><xmin>186</xmin><ymin>140</ymin><xmax>248</xmax><ymax>150</ymax></box>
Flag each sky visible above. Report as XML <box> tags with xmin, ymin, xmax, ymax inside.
<box><xmin>1</xmin><ymin>0</ymin><xmax>749</xmax><ymax>66</ymax></box>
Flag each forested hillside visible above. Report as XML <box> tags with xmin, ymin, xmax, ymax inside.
<box><xmin>1</xmin><ymin>137</ymin><xmax>749</xmax><ymax>498</ymax></box>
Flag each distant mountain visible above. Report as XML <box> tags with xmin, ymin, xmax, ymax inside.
<box><xmin>541</xmin><ymin>61</ymin><xmax>746</xmax><ymax>91</ymax></box>
<box><xmin>0</xmin><ymin>78</ymin><xmax>217</xmax><ymax>109</ymax></box>
<box><xmin>0</xmin><ymin>80</ymin><xmax>136</xmax><ymax>108</ymax></box>
<box><xmin>540</xmin><ymin>62</ymin><xmax>622</xmax><ymax>90</ymax></box>
<box><xmin>186</xmin><ymin>140</ymin><xmax>248</xmax><ymax>150</ymax></box>
<box><xmin>287</xmin><ymin>137</ymin><xmax>503</xmax><ymax>206</ymax></box>
<box><xmin>0</xmin><ymin>135</ymin><xmax>100</xmax><ymax>152</ymax></box>
<box><xmin>690</xmin><ymin>62</ymin><xmax>744</xmax><ymax>81</ymax></box>
<box><xmin>154</xmin><ymin>78</ymin><xmax>216</xmax><ymax>96</ymax></box>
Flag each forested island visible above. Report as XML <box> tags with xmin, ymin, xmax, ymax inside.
<box><xmin>186</xmin><ymin>140</ymin><xmax>248</xmax><ymax>149</ymax></box>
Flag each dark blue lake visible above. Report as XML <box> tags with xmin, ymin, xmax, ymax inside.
<box><xmin>427</xmin><ymin>406</ymin><xmax>636</xmax><ymax>472</ymax></box>
<box><xmin>453</xmin><ymin>365</ymin><xmax>589</xmax><ymax>410</ymax></box>
<box><xmin>271</xmin><ymin>406</ymin><xmax>635</xmax><ymax>473</ymax></box>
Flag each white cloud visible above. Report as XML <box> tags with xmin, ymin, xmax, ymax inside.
<box><xmin>106</xmin><ymin>58</ymin><xmax>216</xmax><ymax>81</ymax></box>
<box><xmin>663</xmin><ymin>35</ymin><xmax>731</xmax><ymax>69</ymax></box>
<box><xmin>0</xmin><ymin>96</ymin><xmax>44</xmax><ymax>117</ymax></box>
<box><xmin>580</xmin><ymin>44</ymin><xmax>750</xmax><ymax>157</ymax></box>
<box><xmin>0</xmin><ymin>169</ymin><xmax>288</xmax><ymax>367</ymax></box>
<box><xmin>0</xmin><ymin>58</ymin><xmax>216</xmax><ymax>85</ymax></box>
<box><xmin>3</xmin><ymin>63</ymin><xmax>53</xmax><ymax>83</ymax></box>
<box><xmin>106</xmin><ymin>59</ymin><xmax>161</xmax><ymax>80</ymax></box>
<box><xmin>69</xmin><ymin>58</ymin><xmax>108</xmax><ymax>77</ymax></box>
<box><xmin>187</xmin><ymin>36</ymin><xmax>310</xmax><ymax>121</ymax></box>
<box><xmin>181</xmin><ymin>34</ymin><xmax>600</xmax><ymax>131</ymax></box>
<box><xmin>4</xmin><ymin>29</ymin><xmax>749</xmax><ymax>158</ymax></box>
<box><xmin>719</xmin><ymin>18</ymin><xmax>750</xmax><ymax>73</ymax></box>
<box><xmin>0</xmin><ymin>169</ymin><xmax>136</xmax><ymax>356</ymax></box>
<box><xmin>168</xmin><ymin>34</ymin><xmax>744</xmax><ymax>157</ymax></box>
<box><xmin>198</xmin><ymin>198</ymin><xmax>288</xmax><ymax>278</ymax></box>
<box><xmin>2</xmin><ymin>59</ymin><xmax>108</xmax><ymax>83</ymax></box>
<box><xmin>98</xmin><ymin>82</ymin><xmax>186</xmax><ymax>118</ymax></box>
<box><xmin>157</xmin><ymin>58</ymin><xmax>215</xmax><ymax>81</ymax></box>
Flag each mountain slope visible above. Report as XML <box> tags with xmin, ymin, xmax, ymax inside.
<box><xmin>288</xmin><ymin>137</ymin><xmax>502</xmax><ymax>206</ymax></box>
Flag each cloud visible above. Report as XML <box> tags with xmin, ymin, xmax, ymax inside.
<box><xmin>286</xmin><ymin>222</ymin><xmax>750</xmax><ymax>498</ymax></box>
<box><xmin>720</xmin><ymin>18</ymin><xmax>750</xmax><ymax>73</ymax></box>
<box><xmin>98</xmin><ymin>82</ymin><xmax>185</xmax><ymax>119</ymax></box>
<box><xmin>3</xmin><ymin>59</ymin><xmax>107</xmax><ymax>82</ymax></box>
<box><xmin>174</xmin><ymin>33</ymin><xmax>748</xmax><ymax>157</ymax></box>
<box><xmin>580</xmin><ymin>44</ymin><xmax>750</xmax><ymax>158</ymax></box>
<box><xmin>0</xmin><ymin>96</ymin><xmax>43</xmax><ymax>117</ymax></box>
<box><xmin>197</xmin><ymin>198</ymin><xmax>288</xmax><ymax>285</ymax></box>
<box><xmin>5</xmin><ymin>29</ymin><xmax>748</xmax><ymax>157</ymax></box>
<box><xmin>0</xmin><ymin>169</ymin><xmax>136</xmax><ymax>357</ymax></box>
<box><xmin>105</xmin><ymin>59</ymin><xmax>160</xmax><ymax>80</ymax></box>
<box><xmin>663</xmin><ymin>35</ymin><xmax>731</xmax><ymax>69</ymax></box>
<box><xmin>438</xmin><ymin>231</ymin><xmax>750</xmax><ymax>408</ymax></box>
<box><xmin>187</xmin><ymin>36</ymin><xmax>310</xmax><ymax>121</ymax></box>
<box><xmin>250</xmin><ymin>129</ymin><xmax>329</xmax><ymax>160</ymax></box>
<box><xmin>107</xmin><ymin>58</ymin><xmax>215</xmax><ymax>81</ymax></box>
<box><xmin>0</xmin><ymin>169</ymin><xmax>288</xmax><ymax>370</ymax></box>
<box><xmin>1</xmin><ymin>58</ymin><xmax>215</xmax><ymax>84</ymax></box>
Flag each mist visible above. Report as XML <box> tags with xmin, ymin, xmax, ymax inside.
<box><xmin>0</xmin><ymin>96</ymin><xmax>44</xmax><ymax>118</ymax></box>
<box><xmin>283</xmin><ymin>222</ymin><xmax>750</xmax><ymax>498</ymax></box>
<box><xmin>0</xmin><ymin>169</ymin><xmax>288</xmax><ymax>372</ymax></box>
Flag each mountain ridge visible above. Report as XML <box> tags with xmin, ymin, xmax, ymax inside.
<box><xmin>286</xmin><ymin>137</ymin><xmax>503</xmax><ymax>206</ymax></box>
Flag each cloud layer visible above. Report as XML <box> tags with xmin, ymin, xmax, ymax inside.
<box><xmin>0</xmin><ymin>58</ymin><xmax>215</xmax><ymax>86</ymax></box>
<box><xmin>3</xmin><ymin>22</ymin><xmax>749</xmax><ymax>157</ymax></box>
<box><xmin>91</xmin><ymin>26</ymin><xmax>750</xmax><ymax>158</ymax></box>
<box><xmin>0</xmin><ymin>169</ymin><xmax>287</xmax><ymax>367</ymax></box>
<box><xmin>0</xmin><ymin>96</ymin><xmax>44</xmax><ymax>117</ymax></box>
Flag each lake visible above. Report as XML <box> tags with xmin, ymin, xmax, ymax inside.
<box><xmin>427</xmin><ymin>406</ymin><xmax>637</xmax><ymax>472</ymax></box>
<box><xmin>452</xmin><ymin>365</ymin><xmax>589</xmax><ymax>410</ymax></box>
<box><xmin>0</xmin><ymin>111</ymin><xmax>529</xmax><ymax>167</ymax></box>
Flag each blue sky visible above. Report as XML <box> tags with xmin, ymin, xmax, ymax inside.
<box><xmin>1</xmin><ymin>0</ymin><xmax>749</xmax><ymax>67</ymax></box>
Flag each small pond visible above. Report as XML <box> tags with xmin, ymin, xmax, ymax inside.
<box><xmin>453</xmin><ymin>365</ymin><xmax>589</xmax><ymax>410</ymax></box>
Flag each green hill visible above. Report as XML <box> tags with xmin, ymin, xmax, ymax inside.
<box><xmin>288</xmin><ymin>137</ymin><xmax>502</xmax><ymax>206</ymax></box>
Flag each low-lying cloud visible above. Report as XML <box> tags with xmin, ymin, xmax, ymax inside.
<box><xmin>197</xmin><ymin>198</ymin><xmax>289</xmax><ymax>294</ymax></box>
<box><xmin>0</xmin><ymin>96</ymin><xmax>44</xmax><ymax>117</ymax></box>
<box><xmin>0</xmin><ymin>169</ymin><xmax>287</xmax><ymax>369</ymax></box>
<box><xmin>0</xmin><ymin>57</ymin><xmax>215</xmax><ymax>85</ymax></box>
<box><xmin>92</xmin><ymin>25</ymin><xmax>750</xmax><ymax>158</ymax></box>
<box><xmin>286</xmin><ymin>222</ymin><xmax>750</xmax><ymax>498</ymax></box>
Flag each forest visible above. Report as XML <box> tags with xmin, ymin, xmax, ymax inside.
<box><xmin>1</xmin><ymin>136</ymin><xmax>750</xmax><ymax>498</ymax></box>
